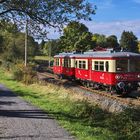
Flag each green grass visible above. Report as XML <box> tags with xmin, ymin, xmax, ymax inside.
<box><xmin>34</xmin><ymin>55</ymin><xmax>53</xmax><ymax>61</ymax></box>
<box><xmin>0</xmin><ymin>69</ymin><xmax>140</xmax><ymax>140</ymax></box>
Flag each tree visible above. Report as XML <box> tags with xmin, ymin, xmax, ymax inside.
<box><xmin>0</xmin><ymin>35</ymin><xmax>3</xmax><ymax>53</ymax></box>
<box><xmin>0</xmin><ymin>0</ymin><xmax>96</xmax><ymax>38</ymax></box>
<box><xmin>120</xmin><ymin>31</ymin><xmax>138</xmax><ymax>52</ymax></box>
<box><xmin>0</xmin><ymin>21</ymin><xmax>38</xmax><ymax>62</ymax></box>
<box><xmin>43</xmin><ymin>39</ymin><xmax>60</xmax><ymax>56</ymax></box>
<box><xmin>60</xmin><ymin>21</ymin><xmax>94</xmax><ymax>52</ymax></box>
<box><xmin>138</xmin><ymin>41</ymin><xmax>140</xmax><ymax>53</ymax></box>
<box><xmin>74</xmin><ymin>32</ymin><xmax>94</xmax><ymax>51</ymax></box>
<box><xmin>106</xmin><ymin>35</ymin><xmax>119</xmax><ymax>50</ymax></box>
<box><xmin>92</xmin><ymin>34</ymin><xmax>107</xmax><ymax>48</ymax></box>
<box><xmin>40</xmin><ymin>39</ymin><xmax>45</xmax><ymax>50</ymax></box>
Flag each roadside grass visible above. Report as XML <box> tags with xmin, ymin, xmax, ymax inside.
<box><xmin>34</xmin><ymin>56</ymin><xmax>53</xmax><ymax>61</ymax></box>
<box><xmin>0</xmin><ymin>69</ymin><xmax>140</xmax><ymax>140</ymax></box>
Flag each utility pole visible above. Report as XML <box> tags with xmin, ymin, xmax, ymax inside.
<box><xmin>48</xmin><ymin>40</ymin><xmax>52</xmax><ymax>67</ymax></box>
<box><xmin>25</xmin><ymin>18</ymin><xmax>28</xmax><ymax>67</ymax></box>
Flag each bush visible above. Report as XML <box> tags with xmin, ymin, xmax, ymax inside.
<box><xmin>12</xmin><ymin>62</ymin><xmax>38</xmax><ymax>85</ymax></box>
<box><xmin>71</xmin><ymin>99</ymin><xmax>107</xmax><ymax>124</ymax></box>
<box><xmin>106</xmin><ymin>108</ymin><xmax>140</xmax><ymax>140</ymax></box>
<box><xmin>22</xmin><ymin>66</ymin><xmax>38</xmax><ymax>85</ymax></box>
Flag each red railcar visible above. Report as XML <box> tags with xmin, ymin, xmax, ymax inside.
<box><xmin>53</xmin><ymin>52</ymin><xmax>75</xmax><ymax>79</ymax></box>
<box><xmin>53</xmin><ymin>50</ymin><xmax>140</xmax><ymax>94</ymax></box>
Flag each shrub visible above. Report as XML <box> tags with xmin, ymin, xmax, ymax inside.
<box><xmin>71</xmin><ymin>99</ymin><xmax>107</xmax><ymax>124</ymax></box>
<box><xmin>12</xmin><ymin>62</ymin><xmax>38</xmax><ymax>85</ymax></box>
<box><xmin>106</xmin><ymin>108</ymin><xmax>140</xmax><ymax>140</ymax></box>
<box><xmin>22</xmin><ymin>66</ymin><xmax>38</xmax><ymax>85</ymax></box>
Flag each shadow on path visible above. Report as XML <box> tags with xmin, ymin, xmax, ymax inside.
<box><xmin>0</xmin><ymin>109</ymin><xmax>53</xmax><ymax>119</ymax></box>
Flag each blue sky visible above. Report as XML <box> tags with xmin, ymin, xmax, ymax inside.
<box><xmin>48</xmin><ymin>0</ymin><xmax>140</xmax><ymax>40</ymax></box>
<box><xmin>91</xmin><ymin>0</ymin><xmax>140</xmax><ymax>21</ymax></box>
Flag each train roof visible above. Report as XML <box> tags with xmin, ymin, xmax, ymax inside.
<box><xmin>54</xmin><ymin>50</ymin><xmax>140</xmax><ymax>58</ymax></box>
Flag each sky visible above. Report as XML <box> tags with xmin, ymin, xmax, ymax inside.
<box><xmin>48</xmin><ymin>0</ymin><xmax>140</xmax><ymax>40</ymax></box>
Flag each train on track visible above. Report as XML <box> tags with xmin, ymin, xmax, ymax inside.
<box><xmin>53</xmin><ymin>49</ymin><xmax>140</xmax><ymax>94</ymax></box>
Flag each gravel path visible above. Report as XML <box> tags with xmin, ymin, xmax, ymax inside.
<box><xmin>0</xmin><ymin>84</ymin><xmax>75</xmax><ymax>140</ymax></box>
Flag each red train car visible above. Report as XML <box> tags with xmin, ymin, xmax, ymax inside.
<box><xmin>74</xmin><ymin>50</ymin><xmax>140</xmax><ymax>93</ymax></box>
<box><xmin>53</xmin><ymin>52</ymin><xmax>75</xmax><ymax>79</ymax></box>
<box><xmin>53</xmin><ymin>50</ymin><xmax>140</xmax><ymax>94</ymax></box>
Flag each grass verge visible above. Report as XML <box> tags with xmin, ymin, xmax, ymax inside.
<box><xmin>0</xmin><ymin>69</ymin><xmax>140</xmax><ymax>140</ymax></box>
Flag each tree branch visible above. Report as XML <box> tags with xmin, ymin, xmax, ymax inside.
<box><xmin>0</xmin><ymin>0</ymin><xmax>7</xmax><ymax>3</ymax></box>
<box><xmin>0</xmin><ymin>9</ymin><xmax>13</xmax><ymax>15</ymax></box>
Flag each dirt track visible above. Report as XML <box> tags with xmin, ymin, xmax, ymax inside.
<box><xmin>0</xmin><ymin>84</ymin><xmax>75</xmax><ymax>140</ymax></box>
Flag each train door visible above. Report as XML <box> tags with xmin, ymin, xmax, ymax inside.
<box><xmin>53</xmin><ymin>57</ymin><xmax>61</xmax><ymax>74</ymax></box>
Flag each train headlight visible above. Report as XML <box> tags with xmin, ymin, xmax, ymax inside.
<box><xmin>138</xmin><ymin>75</ymin><xmax>140</xmax><ymax>78</ymax></box>
<box><xmin>117</xmin><ymin>82</ymin><xmax>125</xmax><ymax>89</ymax></box>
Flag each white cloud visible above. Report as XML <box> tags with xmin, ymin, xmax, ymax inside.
<box><xmin>83</xmin><ymin>20</ymin><xmax>140</xmax><ymax>40</ymax></box>
<box><xmin>45</xmin><ymin>20</ymin><xmax>140</xmax><ymax>41</ymax></box>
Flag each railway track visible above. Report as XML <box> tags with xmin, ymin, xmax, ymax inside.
<box><xmin>37</xmin><ymin>70</ymin><xmax>140</xmax><ymax>108</ymax></box>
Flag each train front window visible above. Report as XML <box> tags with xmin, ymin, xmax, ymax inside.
<box><xmin>55</xmin><ymin>58</ymin><xmax>59</xmax><ymax>66</ymax></box>
<box><xmin>116</xmin><ymin>60</ymin><xmax>128</xmax><ymax>72</ymax></box>
<box><xmin>130</xmin><ymin>60</ymin><xmax>140</xmax><ymax>72</ymax></box>
<box><xmin>64</xmin><ymin>58</ymin><xmax>71</xmax><ymax>68</ymax></box>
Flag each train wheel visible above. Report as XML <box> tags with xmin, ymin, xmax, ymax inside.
<box><xmin>81</xmin><ymin>81</ymin><xmax>85</xmax><ymax>86</ymax></box>
<box><xmin>86</xmin><ymin>82</ymin><xmax>90</xmax><ymax>88</ymax></box>
<box><xmin>109</xmin><ymin>86</ymin><xmax>116</xmax><ymax>95</ymax></box>
<box><xmin>57</xmin><ymin>74</ymin><xmax>63</xmax><ymax>79</ymax></box>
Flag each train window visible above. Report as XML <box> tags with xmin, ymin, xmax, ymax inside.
<box><xmin>116</xmin><ymin>60</ymin><xmax>128</xmax><ymax>72</ymax></box>
<box><xmin>75</xmin><ymin>61</ymin><xmax>77</xmax><ymax>68</ymax></box>
<box><xmin>135</xmin><ymin>61</ymin><xmax>140</xmax><ymax>71</ymax></box>
<box><xmin>94</xmin><ymin>61</ymin><xmax>104</xmax><ymax>71</ymax></box>
<box><xmin>79</xmin><ymin>61</ymin><xmax>82</xmax><ymax>68</ymax></box>
<box><xmin>94</xmin><ymin>61</ymin><xmax>98</xmax><ymax>70</ymax></box>
<box><xmin>130</xmin><ymin>60</ymin><xmax>140</xmax><ymax>72</ymax></box>
<box><xmin>56</xmin><ymin>58</ymin><xmax>59</xmax><ymax>66</ymax></box>
<box><xmin>63</xmin><ymin>58</ymin><xmax>71</xmax><ymax>67</ymax></box>
<box><xmin>78</xmin><ymin>60</ymin><xmax>86</xmax><ymax>69</ymax></box>
<box><xmin>105</xmin><ymin>61</ymin><xmax>109</xmax><ymax>72</ymax></box>
<box><xmin>83</xmin><ymin>61</ymin><xmax>86</xmax><ymax>69</ymax></box>
<box><xmin>64</xmin><ymin>59</ymin><xmax>68</xmax><ymax>67</ymax></box>
<box><xmin>69</xmin><ymin>59</ymin><xmax>71</xmax><ymax>67</ymax></box>
<box><xmin>99</xmin><ymin>62</ymin><xmax>104</xmax><ymax>71</ymax></box>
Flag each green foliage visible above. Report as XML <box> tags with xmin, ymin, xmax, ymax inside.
<box><xmin>42</xmin><ymin>39</ymin><xmax>60</xmax><ymax>56</ymax></box>
<box><xmin>92</xmin><ymin>34</ymin><xmax>107</xmax><ymax>48</ymax></box>
<box><xmin>22</xmin><ymin>66</ymin><xmax>38</xmax><ymax>85</ymax></box>
<box><xmin>120</xmin><ymin>31</ymin><xmax>138</xmax><ymax>52</ymax></box>
<box><xmin>60</xmin><ymin>21</ymin><xmax>94</xmax><ymax>52</ymax></box>
<box><xmin>0</xmin><ymin>21</ymin><xmax>38</xmax><ymax>62</ymax></box>
<box><xmin>0</xmin><ymin>0</ymin><xmax>96</xmax><ymax>38</ymax></box>
<box><xmin>106</xmin><ymin>35</ymin><xmax>119</xmax><ymax>50</ymax></box>
<box><xmin>71</xmin><ymin>99</ymin><xmax>106</xmax><ymax>124</ymax></box>
<box><xmin>138</xmin><ymin>41</ymin><xmax>140</xmax><ymax>53</ymax></box>
<box><xmin>0</xmin><ymin>35</ymin><xmax>3</xmax><ymax>53</ymax></box>
<box><xmin>106</xmin><ymin>108</ymin><xmax>140</xmax><ymax>140</ymax></box>
<box><xmin>12</xmin><ymin>63</ymin><xmax>37</xmax><ymax>85</ymax></box>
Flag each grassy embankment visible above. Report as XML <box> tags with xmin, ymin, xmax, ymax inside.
<box><xmin>0</xmin><ymin>69</ymin><xmax>140</xmax><ymax>140</ymax></box>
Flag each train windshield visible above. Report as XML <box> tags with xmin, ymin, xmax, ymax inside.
<box><xmin>130</xmin><ymin>59</ymin><xmax>140</xmax><ymax>72</ymax></box>
<box><xmin>116</xmin><ymin>59</ymin><xmax>140</xmax><ymax>72</ymax></box>
<box><xmin>116</xmin><ymin>59</ymin><xmax>128</xmax><ymax>72</ymax></box>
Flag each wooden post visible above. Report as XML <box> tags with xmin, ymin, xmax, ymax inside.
<box><xmin>25</xmin><ymin>19</ymin><xmax>28</xmax><ymax>67</ymax></box>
